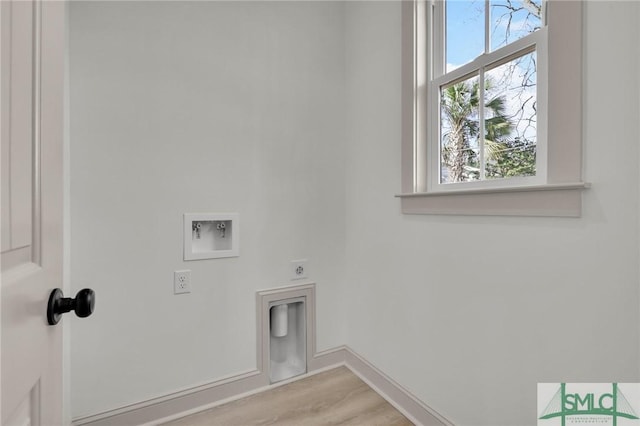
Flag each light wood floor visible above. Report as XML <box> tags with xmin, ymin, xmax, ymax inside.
<box><xmin>164</xmin><ymin>367</ymin><xmax>413</xmax><ymax>426</ymax></box>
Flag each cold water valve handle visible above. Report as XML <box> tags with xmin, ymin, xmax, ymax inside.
<box><xmin>47</xmin><ymin>288</ymin><xmax>95</xmax><ymax>325</ymax></box>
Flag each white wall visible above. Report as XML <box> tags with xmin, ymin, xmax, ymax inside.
<box><xmin>70</xmin><ymin>1</ymin><xmax>640</xmax><ymax>424</ymax></box>
<box><xmin>344</xmin><ymin>1</ymin><xmax>640</xmax><ymax>425</ymax></box>
<box><xmin>69</xmin><ymin>1</ymin><xmax>346</xmax><ymax>418</ymax></box>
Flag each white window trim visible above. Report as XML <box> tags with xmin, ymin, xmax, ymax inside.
<box><xmin>398</xmin><ymin>0</ymin><xmax>589</xmax><ymax>217</ymax></box>
<box><xmin>429</xmin><ymin>30</ymin><xmax>547</xmax><ymax>192</ymax></box>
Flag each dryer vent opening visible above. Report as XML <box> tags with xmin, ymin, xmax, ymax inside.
<box><xmin>269</xmin><ymin>298</ymin><xmax>306</xmax><ymax>383</ymax></box>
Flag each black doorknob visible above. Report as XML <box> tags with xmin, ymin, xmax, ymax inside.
<box><xmin>47</xmin><ymin>288</ymin><xmax>95</xmax><ymax>325</ymax></box>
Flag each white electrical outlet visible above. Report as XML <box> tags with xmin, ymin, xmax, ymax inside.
<box><xmin>174</xmin><ymin>270</ymin><xmax>191</xmax><ymax>294</ymax></box>
<box><xmin>291</xmin><ymin>259</ymin><xmax>308</xmax><ymax>280</ymax></box>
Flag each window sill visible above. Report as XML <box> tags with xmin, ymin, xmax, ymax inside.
<box><xmin>396</xmin><ymin>182</ymin><xmax>590</xmax><ymax>217</ymax></box>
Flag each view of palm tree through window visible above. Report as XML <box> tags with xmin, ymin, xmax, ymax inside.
<box><xmin>440</xmin><ymin>0</ymin><xmax>542</xmax><ymax>184</ymax></box>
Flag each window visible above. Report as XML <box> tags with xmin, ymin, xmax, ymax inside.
<box><xmin>399</xmin><ymin>0</ymin><xmax>589</xmax><ymax>216</ymax></box>
<box><xmin>435</xmin><ymin>0</ymin><xmax>544</xmax><ymax>187</ymax></box>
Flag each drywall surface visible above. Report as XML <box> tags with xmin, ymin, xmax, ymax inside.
<box><xmin>69</xmin><ymin>1</ymin><xmax>346</xmax><ymax>418</ymax></box>
<box><xmin>71</xmin><ymin>1</ymin><xmax>640</xmax><ymax>423</ymax></box>
<box><xmin>344</xmin><ymin>1</ymin><xmax>640</xmax><ymax>425</ymax></box>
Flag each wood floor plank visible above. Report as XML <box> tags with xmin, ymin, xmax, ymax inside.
<box><xmin>164</xmin><ymin>367</ymin><xmax>413</xmax><ymax>426</ymax></box>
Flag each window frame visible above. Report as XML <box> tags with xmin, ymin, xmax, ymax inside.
<box><xmin>398</xmin><ymin>0</ymin><xmax>589</xmax><ymax>217</ymax></box>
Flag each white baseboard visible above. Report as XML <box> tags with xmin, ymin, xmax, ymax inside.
<box><xmin>73</xmin><ymin>284</ymin><xmax>449</xmax><ymax>426</ymax></box>
<box><xmin>343</xmin><ymin>347</ymin><xmax>453</xmax><ymax>426</ymax></box>
<box><xmin>73</xmin><ymin>345</ymin><xmax>451</xmax><ymax>426</ymax></box>
<box><xmin>144</xmin><ymin>361</ymin><xmax>347</xmax><ymax>426</ymax></box>
<box><xmin>71</xmin><ymin>369</ymin><xmax>266</xmax><ymax>426</ymax></box>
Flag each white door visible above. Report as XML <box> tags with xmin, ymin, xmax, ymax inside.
<box><xmin>1</xmin><ymin>1</ymin><xmax>66</xmax><ymax>425</ymax></box>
